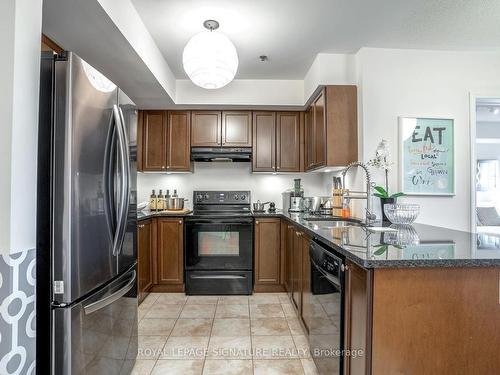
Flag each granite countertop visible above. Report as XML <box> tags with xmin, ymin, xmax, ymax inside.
<box><xmin>137</xmin><ymin>210</ymin><xmax>193</xmax><ymax>220</ymax></box>
<box><xmin>271</xmin><ymin>211</ymin><xmax>500</xmax><ymax>269</ymax></box>
<box><xmin>138</xmin><ymin>209</ymin><xmax>500</xmax><ymax>269</ymax></box>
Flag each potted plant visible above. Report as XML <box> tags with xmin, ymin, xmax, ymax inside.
<box><xmin>367</xmin><ymin>140</ymin><xmax>404</xmax><ymax>222</ymax></box>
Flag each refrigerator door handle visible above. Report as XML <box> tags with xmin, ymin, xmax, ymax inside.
<box><xmin>112</xmin><ymin>104</ymin><xmax>128</xmax><ymax>256</ymax></box>
<box><xmin>103</xmin><ymin>113</ymin><xmax>117</xmax><ymax>243</ymax></box>
<box><xmin>118</xmin><ymin>106</ymin><xmax>131</xmax><ymax>255</ymax></box>
<box><xmin>83</xmin><ymin>270</ymin><xmax>136</xmax><ymax>315</ymax></box>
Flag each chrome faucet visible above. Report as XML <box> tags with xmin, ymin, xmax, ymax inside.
<box><xmin>341</xmin><ymin>161</ymin><xmax>377</xmax><ymax>225</ymax></box>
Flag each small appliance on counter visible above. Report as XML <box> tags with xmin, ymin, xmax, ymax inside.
<box><xmin>282</xmin><ymin>178</ymin><xmax>305</xmax><ymax>212</ymax></box>
<box><xmin>268</xmin><ymin>202</ymin><xmax>276</xmax><ymax>213</ymax></box>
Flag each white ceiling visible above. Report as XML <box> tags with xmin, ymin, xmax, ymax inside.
<box><xmin>132</xmin><ymin>0</ymin><xmax>500</xmax><ymax>80</ymax></box>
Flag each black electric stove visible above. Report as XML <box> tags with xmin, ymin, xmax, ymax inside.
<box><xmin>184</xmin><ymin>191</ymin><xmax>253</xmax><ymax>295</ymax></box>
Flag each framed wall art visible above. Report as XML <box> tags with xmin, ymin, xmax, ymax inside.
<box><xmin>399</xmin><ymin>117</ymin><xmax>455</xmax><ymax>196</ymax></box>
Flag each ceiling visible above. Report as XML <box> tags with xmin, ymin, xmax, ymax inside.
<box><xmin>132</xmin><ymin>0</ymin><xmax>500</xmax><ymax>80</ymax></box>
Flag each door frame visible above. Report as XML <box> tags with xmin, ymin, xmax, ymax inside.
<box><xmin>469</xmin><ymin>92</ymin><xmax>500</xmax><ymax>233</ymax></box>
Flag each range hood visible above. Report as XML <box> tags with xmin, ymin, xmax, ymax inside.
<box><xmin>191</xmin><ymin>147</ymin><xmax>252</xmax><ymax>162</ymax></box>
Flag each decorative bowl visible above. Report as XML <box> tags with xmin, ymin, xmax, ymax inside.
<box><xmin>383</xmin><ymin>203</ymin><xmax>420</xmax><ymax>224</ymax></box>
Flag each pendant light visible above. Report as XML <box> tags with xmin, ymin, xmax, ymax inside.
<box><xmin>182</xmin><ymin>20</ymin><xmax>238</xmax><ymax>89</ymax></box>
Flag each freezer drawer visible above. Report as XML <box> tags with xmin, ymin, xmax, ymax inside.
<box><xmin>52</xmin><ymin>266</ymin><xmax>138</xmax><ymax>375</ymax></box>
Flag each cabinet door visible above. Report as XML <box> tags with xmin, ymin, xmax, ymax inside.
<box><xmin>191</xmin><ymin>111</ymin><xmax>221</xmax><ymax>146</ymax></box>
<box><xmin>167</xmin><ymin>111</ymin><xmax>191</xmax><ymax>171</ymax></box>
<box><xmin>222</xmin><ymin>111</ymin><xmax>252</xmax><ymax>147</ymax></box>
<box><xmin>254</xmin><ymin>218</ymin><xmax>281</xmax><ymax>290</ymax></box>
<box><xmin>300</xmin><ymin>233</ymin><xmax>311</xmax><ymax>333</ymax></box>
<box><xmin>276</xmin><ymin>112</ymin><xmax>301</xmax><ymax>172</ymax></box>
<box><xmin>157</xmin><ymin>218</ymin><xmax>184</xmax><ymax>285</ymax></box>
<box><xmin>285</xmin><ymin>224</ymin><xmax>294</xmax><ymax>296</ymax></box>
<box><xmin>305</xmin><ymin>106</ymin><xmax>315</xmax><ymax>171</ymax></box>
<box><xmin>142</xmin><ymin>110</ymin><xmax>167</xmax><ymax>171</ymax></box>
<box><xmin>138</xmin><ymin>219</ymin><xmax>154</xmax><ymax>304</ymax></box>
<box><xmin>292</xmin><ymin>229</ymin><xmax>303</xmax><ymax>311</ymax></box>
<box><xmin>252</xmin><ymin>112</ymin><xmax>276</xmax><ymax>172</ymax></box>
<box><xmin>313</xmin><ymin>90</ymin><xmax>326</xmax><ymax>168</ymax></box>
<box><xmin>344</xmin><ymin>260</ymin><xmax>371</xmax><ymax>375</ymax></box>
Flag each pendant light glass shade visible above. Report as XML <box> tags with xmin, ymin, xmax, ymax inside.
<box><xmin>182</xmin><ymin>30</ymin><xmax>238</xmax><ymax>89</ymax></box>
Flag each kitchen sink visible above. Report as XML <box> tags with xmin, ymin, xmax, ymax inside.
<box><xmin>303</xmin><ymin>216</ymin><xmax>362</xmax><ymax>224</ymax></box>
<box><xmin>306</xmin><ymin>220</ymin><xmax>364</xmax><ymax>229</ymax></box>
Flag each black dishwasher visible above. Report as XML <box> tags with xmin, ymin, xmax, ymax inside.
<box><xmin>307</xmin><ymin>239</ymin><xmax>345</xmax><ymax>375</ymax></box>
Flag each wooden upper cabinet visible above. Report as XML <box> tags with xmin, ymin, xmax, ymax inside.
<box><xmin>137</xmin><ymin>219</ymin><xmax>154</xmax><ymax>304</ymax></box>
<box><xmin>305</xmin><ymin>106</ymin><xmax>314</xmax><ymax>170</ymax></box>
<box><xmin>276</xmin><ymin>112</ymin><xmax>301</xmax><ymax>172</ymax></box>
<box><xmin>157</xmin><ymin>218</ymin><xmax>184</xmax><ymax>286</ymax></box>
<box><xmin>254</xmin><ymin>218</ymin><xmax>281</xmax><ymax>291</ymax></box>
<box><xmin>313</xmin><ymin>90</ymin><xmax>326</xmax><ymax>168</ymax></box>
<box><xmin>222</xmin><ymin>111</ymin><xmax>252</xmax><ymax>147</ymax></box>
<box><xmin>191</xmin><ymin>111</ymin><xmax>222</xmax><ymax>147</ymax></box>
<box><xmin>167</xmin><ymin>111</ymin><xmax>191</xmax><ymax>171</ymax></box>
<box><xmin>325</xmin><ymin>85</ymin><xmax>358</xmax><ymax>167</ymax></box>
<box><xmin>252</xmin><ymin>112</ymin><xmax>276</xmax><ymax>172</ymax></box>
<box><xmin>141</xmin><ymin>110</ymin><xmax>167</xmax><ymax>171</ymax></box>
<box><xmin>305</xmin><ymin>85</ymin><xmax>358</xmax><ymax>171</ymax></box>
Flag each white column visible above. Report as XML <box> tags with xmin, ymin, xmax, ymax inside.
<box><xmin>0</xmin><ymin>0</ymin><xmax>43</xmax><ymax>255</ymax></box>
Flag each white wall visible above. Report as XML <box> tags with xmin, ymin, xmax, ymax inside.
<box><xmin>138</xmin><ymin>163</ymin><xmax>328</xmax><ymax>209</ymax></box>
<box><xmin>358</xmin><ymin>48</ymin><xmax>500</xmax><ymax>231</ymax></box>
<box><xmin>0</xmin><ymin>0</ymin><xmax>42</xmax><ymax>255</ymax></box>
<box><xmin>303</xmin><ymin>53</ymin><xmax>357</xmax><ymax>101</ymax></box>
<box><xmin>97</xmin><ymin>0</ymin><xmax>176</xmax><ymax>100</ymax></box>
<box><xmin>175</xmin><ymin>79</ymin><xmax>304</xmax><ymax>108</ymax></box>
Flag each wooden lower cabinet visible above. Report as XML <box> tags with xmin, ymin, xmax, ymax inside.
<box><xmin>291</xmin><ymin>228</ymin><xmax>303</xmax><ymax>311</ymax></box>
<box><xmin>153</xmin><ymin>218</ymin><xmax>184</xmax><ymax>292</ymax></box>
<box><xmin>137</xmin><ymin>219</ymin><xmax>155</xmax><ymax>304</ymax></box>
<box><xmin>285</xmin><ymin>223</ymin><xmax>295</xmax><ymax>298</ymax></box>
<box><xmin>254</xmin><ymin>218</ymin><xmax>284</xmax><ymax>292</ymax></box>
<box><xmin>344</xmin><ymin>260</ymin><xmax>372</xmax><ymax>375</ymax></box>
<box><xmin>300</xmin><ymin>232</ymin><xmax>311</xmax><ymax>333</ymax></box>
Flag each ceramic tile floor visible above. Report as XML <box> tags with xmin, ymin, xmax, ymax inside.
<box><xmin>133</xmin><ymin>293</ymin><xmax>320</xmax><ymax>375</ymax></box>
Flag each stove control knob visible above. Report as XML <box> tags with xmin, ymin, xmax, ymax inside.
<box><xmin>196</xmin><ymin>194</ymin><xmax>203</xmax><ymax>202</ymax></box>
<box><xmin>234</xmin><ymin>195</ymin><xmax>239</xmax><ymax>200</ymax></box>
<box><xmin>240</xmin><ymin>194</ymin><xmax>246</xmax><ymax>201</ymax></box>
<box><xmin>204</xmin><ymin>193</ymin><xmax>209</xmax><ymax>200</ymax></box>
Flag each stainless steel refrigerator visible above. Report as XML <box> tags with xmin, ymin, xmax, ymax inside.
<box><xmin>37</xmin><ymin>51</ymin><xmax>138</xmax><ymax>374</ymax></box>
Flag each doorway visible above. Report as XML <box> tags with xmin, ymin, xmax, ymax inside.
<box><xmin>470</xmin><ymin>96</ymin><xmax>500</xmax><ymax>235</ymax></box>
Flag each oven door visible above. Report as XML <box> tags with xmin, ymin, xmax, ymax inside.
<box><xmin>185</xmin><ymin>217</ymin><xmax>253</xmax><ymax>271</ymax></box>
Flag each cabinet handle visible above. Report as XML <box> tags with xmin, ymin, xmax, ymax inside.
<box><xmin>296</xmin><ymin>232</ymin><xmax>301</xmax><ymax>237</ymax></box>
<box><xmin>138</xmin><ymin>224</ymin><xmax>144</xmax><ymax>228</ymax></box>
<box><xmin>341</xmin><ymin>264</ymin><xmax>349</xmax><ymax>272</ymax></box>
<box><xmin>162</xmin><ymin>165</ymin><xmax>165</xmax><ymax>169</ymax></box>
<box><xmin>277</xmin><ymin>166</ymin><xmax>281</xmax><ymax>170</ymax></box>
<box><xmin>167</xmin><ymin>165</ymin><xmax>170</xmax><ymax>169</ymax></box>
<box><xmin>178</xmin><ymin>220</ymin><xmax>182</xmax><ymax>224</ymax></box>
<box><xmin>255</xmin><ymin>221</ymin><xmax>259</xmax><ymax>225</ymax></box>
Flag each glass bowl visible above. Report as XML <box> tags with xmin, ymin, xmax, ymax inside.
<box><xmin>384</xmin><ymin>203</ymin><xmax>420</xmax><ymax>224</ymax></box>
